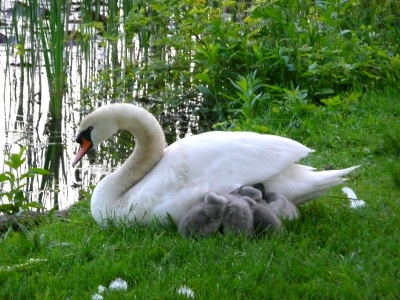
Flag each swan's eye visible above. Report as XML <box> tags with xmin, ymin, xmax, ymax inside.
<box><xmin>75</xmin><ymin>126</ymin><xmax>93</xmax><ymax>143</ymax></box>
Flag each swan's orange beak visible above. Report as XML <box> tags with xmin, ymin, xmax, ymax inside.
<box><xmin>72</xmin><ymin>138</ymin><xmax>92</xmax><ymax>167</ymax></box>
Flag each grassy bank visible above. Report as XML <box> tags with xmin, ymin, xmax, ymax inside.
<box><xmin>1</xmin><ymin>90</ymin><xmax>399</xmax><ymax>299</ymax></box>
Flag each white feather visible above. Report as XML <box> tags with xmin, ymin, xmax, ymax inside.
<box><xmin>342</xmin><ymin>187</ymin><xmax>366</xmax><ymax>208</ymax></box>
<box><xmin>177</xmin><ymin>286</ymin><xmax>195</xmax><ymax>298</ymax></box>
<box><xmin>108</xmin><ymin>278</ymin><xmax>128</xmax><ymax>291</ymax></box>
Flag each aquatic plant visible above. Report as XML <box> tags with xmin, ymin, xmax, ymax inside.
<box><xmin>0</xmin><ymin>146</ymin><xmax>50</xmax><ymax>215</ymax></box>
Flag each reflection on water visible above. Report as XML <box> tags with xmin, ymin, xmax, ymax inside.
<box><xmin>0</xmin><ymin>0</ymin><xmax>202</xmax><ymax>210</ymax></box>
<box><xmin>0</xmin><ymin>44</ymin><xmax>91</xmax><ymax>209</ymax></box>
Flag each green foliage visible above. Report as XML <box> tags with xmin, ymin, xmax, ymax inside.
<box><xmin>75</xmin><ymin>0</ymin><xmax>400</xmax><ymax>130</ymax></box>
<box><xmin>0</xmin><ymin>146</ymin><xmax>50</xmax><ymax>215</ymax></box>
<box><xmin>226</xmin><ymin>71</ymin><xmax>267</xmax><ymax>120</ymax></box>
<box><xmin>1</xmin><ymin>2</ymin><xmax>399</xmax><ymax>298</ymax></box>
<box><xmin>192</xmin><ymin>0</ymin><xmax>399</xmax><ymax>124</ymax></box>
<box><xmin>5</xmin><ymin>0</ymin><xmax>399</xmax><ymax>132</ymax></box>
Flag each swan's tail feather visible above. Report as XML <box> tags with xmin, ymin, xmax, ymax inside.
<box><xmin>264</xmin><ymin>164</ymin><xmax>360</xmax><ymax>206</ymax></box>
<box><xmin>314</xmin><ymin>165</ymin><xmax>360</xmax><ymax>185</ymax></box>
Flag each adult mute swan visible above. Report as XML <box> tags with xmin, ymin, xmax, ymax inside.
<box><xmin>72</xmin><ymin>103</ymin><xmax>359</xmax><ymax>227</ymax></box>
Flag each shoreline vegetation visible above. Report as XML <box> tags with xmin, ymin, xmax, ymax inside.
<box><xmin>1</xmin><ymin>0</ymin><xmax>400</xmax><ymax>298</ymax></box>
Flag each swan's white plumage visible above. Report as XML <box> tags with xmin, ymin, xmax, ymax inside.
<box><xmin>74</xmin><ymin>103</ymin><xmax>359</xmax><ymax>226</ymax></box>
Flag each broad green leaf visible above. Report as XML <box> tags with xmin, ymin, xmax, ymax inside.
<box><xmin>0</xmin><ymin>173</ymin><xmax>10</xmax><ymax>182</ymax></box>
<box><xmin>4</xmin><ymin>161</ymin><xmax>17</xmax><ymax>169</ymax></box>
<box><xmin>4</xmin><ymin>171</ymin><xmax>15</xmax><ymax>186</ymax></box>
<box><xmin>251</xmin><ymin>9</ymin><xmax>263</xmax><ymax>19</ymax></box>
<box><xmin>20</xmin><ymin>173</ymin><xmax>36</xmax><ymax>180</ymax></box>
<box><xmin>195</xmin><ymin>73</ymin><xmax>212</xmax><ymax>84</ymax></box>
<box><xmin>196</xmin><ymin>85</ymin><xmax>213</xmax><ymax>95</ymax></box>
<box><xmin>9</xmin><ymin>154</ymin><xmax>26</xmax><ymax>169</ymax></box>
<box><xmin>221</xmin><ymin>93</ymin><xmax>236</xmax><ymax>101</ymax></box>
<box><xmin>13</xmin><ymin>190</ymin><xmax>25</xmax><ymax>205</ymax></box>
<box><xmin>28</xmin><ymin>168</ymin><xmax>51</xmax><ymax>175</ymax></box>
<box><xmin>362</xmin><ymin>70</ymin><xmax>380</xmax><ymax>79</ymax></box>
<box><xmin>315</xmin><ymin>88</ymin><xmax>335</xmax><ymax>95</ymax></box>
<box><xmin>262</xmin><ymin>8</ymin><xmax>283</xmax><ymax>24</ymax></box>
<box><xmin>267</xmin><ymin>85</ymin><xmax>284</xmax><ymax>92</ymax></box>
<box><xmin>22</xmin><ymin>201</ymin><xmax>46</xmax><ymax>210</ymax></box>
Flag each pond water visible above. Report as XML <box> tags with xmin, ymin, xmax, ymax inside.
<box><xmin>0</xmin><ymin>0</ymin><xmax>201</xmax><ymax>211</ymax></box>
<box><xmin>0</xmin><ymin>40</ymin><xmax>102</xmax><ymax>210</ymax></box>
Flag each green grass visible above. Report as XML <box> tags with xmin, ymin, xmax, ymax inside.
<box><xmin>1</xmin><ymin>90</ymin><xmax>400</xmax><ymax>299</ymax></box>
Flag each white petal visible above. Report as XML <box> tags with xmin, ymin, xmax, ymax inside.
<box><xmin>92</xmin><ymin>294</ymin><xmax>103</xmax><ymax>300</ymax></box>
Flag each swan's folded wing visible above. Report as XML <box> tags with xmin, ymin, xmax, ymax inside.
<box><xmin>129</xmin><ymin>131</ymin><xmax>313</xmax><ymax>223</ymax></box>
<box><xmin>159</xmin><ymin>131</ymin><xmax>314</xmax><ymax>193</ymax></box>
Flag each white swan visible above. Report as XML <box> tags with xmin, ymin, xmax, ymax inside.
<box><xmin>72</xmin><ymin>103</ymin><xmax>359</xmax><ymax>227</ymax></box>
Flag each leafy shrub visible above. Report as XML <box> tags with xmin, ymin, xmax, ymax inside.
<box><xmin>0</xmin><ymin>146</ymin><xmax>50</xmax><ymax>215</ymax></box>
<box><xmin>79</xmin><ymin>0</ymin><xmax>399</xmax><ymax>129</ymax></box>
<box><xmin>193</xmin><ymin>0</ymin><xmax>399</xmax><ymax>123</ymax></box>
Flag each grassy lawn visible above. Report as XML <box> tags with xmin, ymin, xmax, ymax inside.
<box><xmin>1</xmin><ymin>90</ymin><xmax>399</xmax><ymax>299</ymax></box>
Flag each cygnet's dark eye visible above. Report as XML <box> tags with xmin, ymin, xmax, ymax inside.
<box><xmin>88</xmin><ymin>126</ymin><xmax>93</xmax><ymax>131</ymax></box>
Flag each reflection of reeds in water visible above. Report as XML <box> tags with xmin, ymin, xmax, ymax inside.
<box><xmin>34</xmin><ymin>0</ymin><xmax>68</xmax><ymax>208</ymax></box>
<box><xmin>1</xmin><ymin>0</ymin><xmax>199</xmax><ymax>209</ymax></box>
<box><xmin>2</xmin><ymin>0</ymin><xmax>77</xmax><ymax>208</ymax></box>
<box><xmin>38</xmin><ymin>119</ymin><xmax>65</xmax><ymax>208</ymax></box>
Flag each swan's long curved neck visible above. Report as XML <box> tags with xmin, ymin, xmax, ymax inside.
<box><xmin>96</xmin><ymin>104</ymin><xmax>165</xmax><ymax>198</ymax></box>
